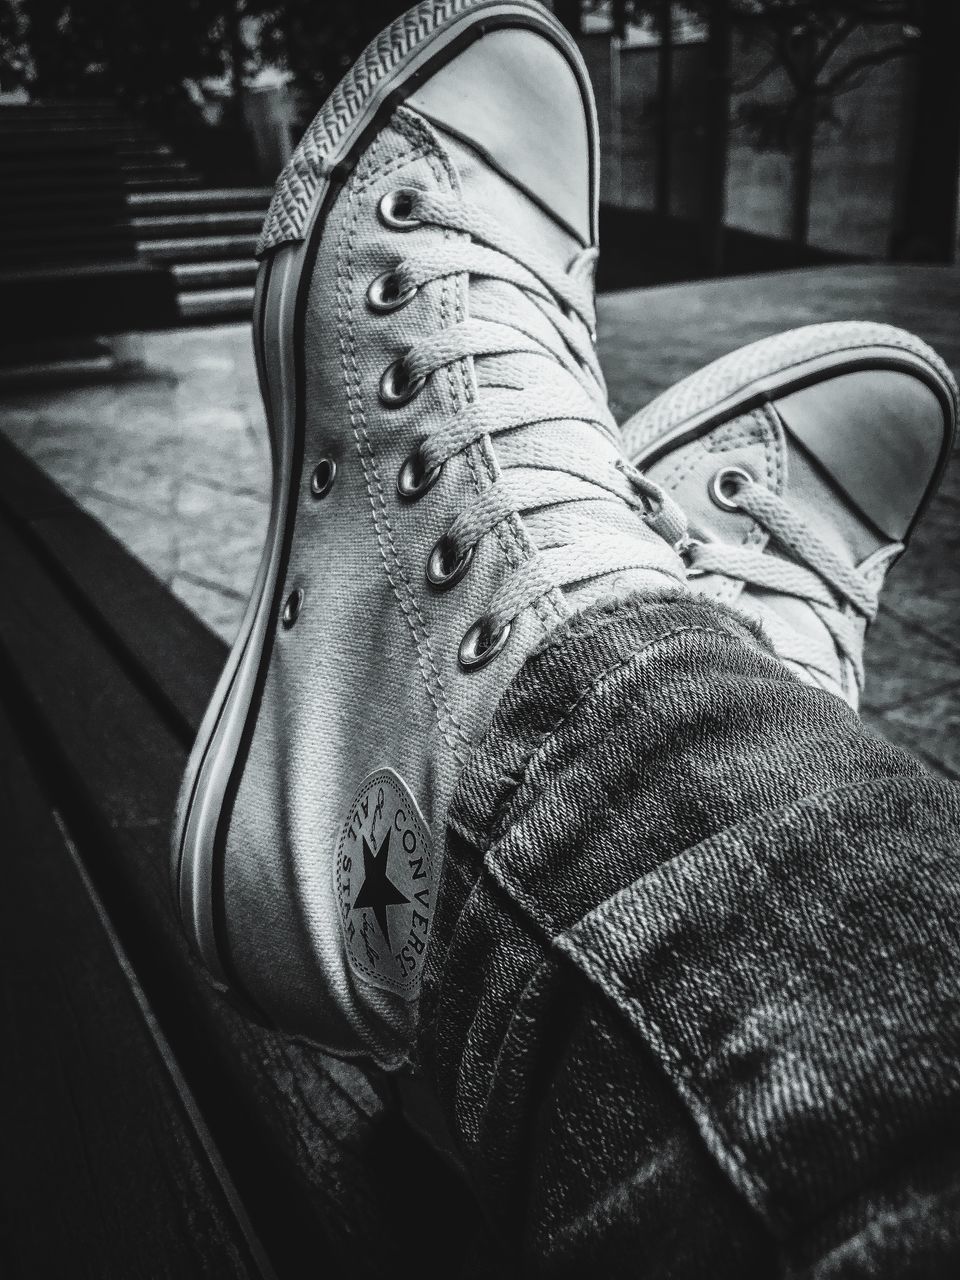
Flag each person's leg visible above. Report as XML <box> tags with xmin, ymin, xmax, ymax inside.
<box><xmin>422</xmin><ymin>591</ymin><xmax>960</xmax><ymax>1276</ymax></box>
<box><xmin>422</xmin><ymin>326</ymin><xmax>960</xmax><ymax>1274</ymax></box>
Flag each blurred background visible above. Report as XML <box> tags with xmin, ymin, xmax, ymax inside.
<box><xmin>1</xmin><ymin>0</ymin><xmax>956</xmax><ymax>352</ymax></box>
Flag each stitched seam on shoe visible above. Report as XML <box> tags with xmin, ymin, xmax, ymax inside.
<box><xmin>653</xmin><ymin>406</ymin><xmax>778</xmax><ymax>607</ymax></box>
<box><xmin>410</xmin><ymin>127</ymin><xmax>565</xmax><ymax>643</ymax></box>
<box><xmin>707</xmin><ymin>404</ymin><xmax>783</xmax><ymax>608</ymax></box>
<box><xmin>654</xmin><ymin>409</ymin><xmax>770</xmax><ymax>491</ymax></box>
<box><xmin>419</xmin><ymin>124</ymin><xmax>562</xmax><ymax>662</ymax></box>
<box><xmin>705</xmin><ymin>413</ymin><xmax>770</xmax><ymax>453</ymax></box>
<box><xmin>442</xmin><ymin>160</ymin><xmax>521</xmax><ymax>588</ymax></box>
<box><xmin>353</xmin><ymin>145</ymin><xmax>430</xmax><ymax>194</ymax></box>
<box><xmin>433</xmin><ymin>125</ymin><xmax>563</xmax><ymax>641</ymax></box>
<box><xmin>336</xmin><ymin>133</ymin><xmax>470</xmax><ymax>759</ymax></box>
<box><xmin>716</xmin><ymin>404</ymin><xmax>779</xmax><ymax>606</ymax></box>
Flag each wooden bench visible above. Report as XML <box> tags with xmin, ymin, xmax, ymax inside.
<box><xmin>0</xmin><ymin>436</ymin><xmax>498</xmax><ymax>1276</ymax></box>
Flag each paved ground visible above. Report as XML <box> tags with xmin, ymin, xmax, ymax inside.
<box><xmin>0</xmin><ymin>328</ymin><xmax>271</xmax><ymax>642</ymax></box>
<box><xmin>0</xmin><ymin>263</ymin><xmax>956</xmax><ymax>778</ymax></box>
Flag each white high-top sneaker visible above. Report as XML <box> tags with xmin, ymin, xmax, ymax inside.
<box><xmin>172</xmin><ymin>0</ymin><xmax>688</xmax><ymax>1070</ymax></box>
<box><xmin>623</xmin><ymin>322</ymin><xmax>958</xmax><ymax>710</ymax></box>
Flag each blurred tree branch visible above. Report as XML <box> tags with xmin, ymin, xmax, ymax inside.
<box><xmin>725</xmin><ymin>0</ymin><xmax>917</xmax><ymax>245</ymax></box>
<box><xmin>0</xmin><ymin>0</ymin><xmax>31</xmax><ymax>90</ymax></box>
<box><xmin>0</xmin><ymin>0</ymin><xmax>237</xmax><ymax>107</ymax></box>
<box><xmin>247</xmin><ymin>1</ymin><xmax>409</xmax><ymax>106</ymax></box>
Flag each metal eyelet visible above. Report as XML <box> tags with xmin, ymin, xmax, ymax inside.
<box><xmin>426</xmin><ymin>536</ymin><xmax>474</xmax><ymax>591</ymax></box>
<box><xmin>709</xmin><ymin>465</ymin><xmax>753</xmax><ymax>512</ymax></box>
<box><xmin>397</xmin><ymin>449</ymin><xmax>443</xmax><ymax>501</ymax></box>
<box><xmin>378</xmin><ymin>188</ymin><xmax>422</xmax><ymax>230</ymax></box>
<box><xmin>458</xmin><ymin>618</ymin><xmax>511</xmax><ymax>671</ymax></box>
<box><xmin>309</xmin><ymin>458</ymin><xmax>336</xmax><ymax>499</ymax></box>
<box><xmin>367</xmin><ymin>269</ymin><xmax>418</xmax><ymax>314</ymax></box>
<box><xmin>379</xmin><ymin>357</ymin><xmax>427</xmax><ymax>407</ymax></box>
<box><xmin>282</xmin><ymin>588</ymin><xmax>304</xmax><ymax>628</ymax></box>
<box><xmin>679</xmin><ymin>535</ymin><xmax>710</xmax><ymax>579</ymax></box>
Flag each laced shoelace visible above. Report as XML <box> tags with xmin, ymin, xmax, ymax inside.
<box><xmin>686</xmin><ymin>469</ymin><xmax>894</xmax><ymax>691</ymax></box>
<box><xmin>375</xmin><ymin>187</ymin><xmax>687</xmax><ymax>665</ymax></box>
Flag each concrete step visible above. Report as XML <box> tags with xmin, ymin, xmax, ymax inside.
<box><xmin>120</xmin><ymin>175</ymin><xmax>203</xmax><ymax>191</ymax></box>
<box><xmin>172</xmin><ymin>259</ymin><xmax>258</xmax><ymax>290</ymax></box>
<box><xmin>1</xmin><ymin>148</ymin><xmax>146</xmax><ymax>168</ymax></box>
<box><xmin>0</xmin><ymin>102</ymin><xmax>119</xmax><ymax>118</ymax></box>
<box><xmin>0</xmin><ymin>352</ymin><xmax>117</xmax><ymax>390</ymax></box>
<box><xmin>116</xmin><ymin>142</ymin><xmax>176</xmax><ymax>160</ymax></box>
<box><xmin>0</xmin><ymin>111</ymin><xmax>124</xmax><ymax>128</ymax></box>
<box><xmin>119</xmin><ymin>157</ymin><xmax>193</xmax><ymax>177</ymax></box>
<box><xmin>137</xmin><ymin>234</ymin><xmax>259</xmax><ymax>262</ymax></box>
<box><xmin>129</xmin><ymin>210</ymin><xmax>264</xmax><ymax>237</ymax></box>
<box><xmin>0</xmin><ymin>123</ymin><xmax>150</xmax><ymax>142</ymax></box>
<box><xmin>126</xmin><ymin>188</ymin><xmax>272</xmax><ymax>214</ymax></box>
<box><xmin>0</xmin><ymin>337</ymin><xmax>122</xmax><ymax>388</ymax></box>
<box><xmin>177</xmin><ymin>285</ymin><xmax>255</xmax><ymax>322</ymax></box>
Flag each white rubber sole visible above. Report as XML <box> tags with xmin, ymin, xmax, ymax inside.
<box><xmin>172</xmin><ymin>245</ymin><xmax>301</xmax><ymax>988</ymax></box>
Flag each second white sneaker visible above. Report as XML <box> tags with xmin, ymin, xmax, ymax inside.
<box><xmin>623</xmin><ymin>321</ymin><xmax>957</xmax><ymax>709</ymax></box>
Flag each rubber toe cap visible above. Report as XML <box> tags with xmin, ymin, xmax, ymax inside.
<box><xmin>407</xmin><ymin>24</ymin><xmax>595</xmax><ymax>245</ymax></box>
<box><xmin>776</xmin><ymin>367</ymin><xmax>953</xmax><ymax>542</ymax></box>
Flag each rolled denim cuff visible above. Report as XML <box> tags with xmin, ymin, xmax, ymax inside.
<box><xmin>420</xmin><ymin>592</ymin><xmax>960</xmax><ymax>1273</ymax></box>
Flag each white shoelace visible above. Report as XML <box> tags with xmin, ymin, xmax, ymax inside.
<box><xmin>385</xmin><ymin>189</ymin><xmax>687</xmax><ymax>647</ymax></box>
<box><xmin>687</xmin><ymin>474</ymin><xmax>893</xmax><ymax>691</ymax></box>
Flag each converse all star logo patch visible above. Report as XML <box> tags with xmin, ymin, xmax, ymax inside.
<box><xmin>335</xmin><ymin>768</ymin><xmax>433</xmax><ymax>998</ymax></box>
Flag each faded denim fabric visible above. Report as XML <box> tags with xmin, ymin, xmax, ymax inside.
<box><xmin>419</xmin><ymin>593</ymin><xmax>960</xmax><ymax>1276</ymax></box>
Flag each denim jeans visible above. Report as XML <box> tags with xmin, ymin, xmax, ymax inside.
<box><xmin>419</xmin><ymin>593</ymin><xmax>960</xmax><ymax>1276</ymax></box>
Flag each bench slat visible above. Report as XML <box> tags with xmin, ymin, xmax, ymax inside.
<box><xmin>0</xmin><ymin>437</ymin><xmax>223</xmax><ymax>741</ymax></box>
<box><xmin>0</xmin><ymin>700</ymin><xmax>271</xmax><ymax>1278</ymax></box>
<box><xmin>0</xmin><ymin>440</ymin><xmax>487</xmax><ymax>1276</ymax></box>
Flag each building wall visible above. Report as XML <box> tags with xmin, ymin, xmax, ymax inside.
<box><xmin>579</xmin><ymin>26</ymin><xmax>914</xmax><ymax>258</ymax></box>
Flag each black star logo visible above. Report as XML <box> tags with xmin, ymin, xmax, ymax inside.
<box><xmin>352</xmin><ymin>829</ymin><xmax>409</xmax><ymax>950</ymax></box>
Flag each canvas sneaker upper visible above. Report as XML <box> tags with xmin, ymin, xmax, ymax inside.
<box><xmin>216</xmin><ymin>7</ymin><xmax>688</xmax><ymax>1071</ymax></box>
<box><xmin>623</xmin><ymin>322</ymin><xmax>958</xmax><ymax>709</ymax></box>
